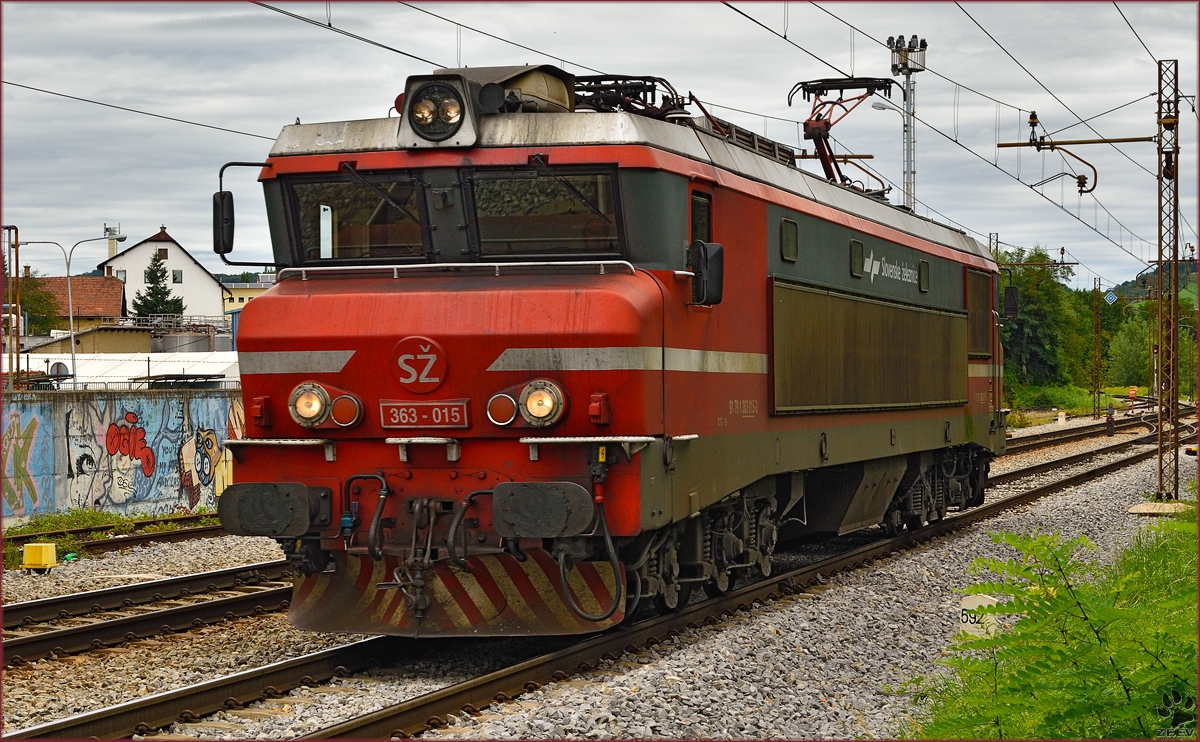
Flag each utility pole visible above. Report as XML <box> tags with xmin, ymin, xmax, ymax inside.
<box><xmin>886</xmin><ymin>34</ymin><xmax>927</xmax><ymax>211</ymax></box>
<box><xmin>988</xmin><ymin>233</ymin><xmax>1000</xmax><ymax>262</ymax></box>
<box><xmin>1156</xmin><ymin>59</ymin><xmax>1180</xmax><ymax>501</ymax></box>
<box><xmin>1092</xmin><ymin>277</ymin><xmax>1103</xmax><ymax>419</ymax></box>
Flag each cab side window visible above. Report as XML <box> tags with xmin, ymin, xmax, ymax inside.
<box><xmin>690</xmin><ymin>192</ymin><xmax>711</xmax><ymax>244</ymax></box>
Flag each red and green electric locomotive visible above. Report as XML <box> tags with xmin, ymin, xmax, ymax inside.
<box><xmin>215</xmin><ymin>66</ymin><xmax>1006</xmax><ymax>637</ymax></box>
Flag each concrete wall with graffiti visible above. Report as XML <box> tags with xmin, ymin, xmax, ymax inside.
<box><xmin>2</xmin><ymin>389</ymin><xmax>244</xmax><ymax>523</ymax></box>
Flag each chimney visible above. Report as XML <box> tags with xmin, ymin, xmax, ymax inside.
<box><xmin>23</xmin><ymin>265</ymin><xmax>30</xmax><ymax>278</ymax></box>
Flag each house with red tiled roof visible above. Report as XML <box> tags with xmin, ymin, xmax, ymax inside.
<box><xmin>39</xmin><ymin>275</ymin><xmax>127</xmax><ymax>331</ymax></box>
<box><xmin>96</xmin><ymin>226</ymin><xmax>228</xmax><ymax>317</ymax></box>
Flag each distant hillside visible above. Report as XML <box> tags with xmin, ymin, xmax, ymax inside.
<box><xmin>1109</xmin><ymin>261</ymin><xmax>1197</xmax><ymax>301</ymax></box>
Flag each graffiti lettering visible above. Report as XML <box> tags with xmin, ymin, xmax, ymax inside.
<box><xmin>106</xmin><ymin>411</ymin><xmax>156</xmax><ymax>477</ymax></box>
<box><xmin>2</xmin><ymin>412</ymin><xmax>41</xmax><ymax>514</ymax></box>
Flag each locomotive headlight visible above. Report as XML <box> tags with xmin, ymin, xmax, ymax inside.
<box><xmin>289</xmin><ymin>383</ymin><xmax>331</xmax><ymax>427</ymax></box>
<box><xmin>438</xmin><ymin>98</ymin><xmax>462</xmax><ymax>124</ymax></box>
<box><xmin>411</xmin><ymin>98</ymin><xmax>436</xmax><ymax>126</ymax></box>
<box><xmin>518</xmin><ymin>380</ymin><xmax>566</xmax><ymax>427</ymax></box>
<box><xmin>407</xmin><ymin>82</ymin><xmax>465</xmax><ymax>142</ymax></box>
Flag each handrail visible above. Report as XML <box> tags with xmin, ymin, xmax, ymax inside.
<box><xmin>277</xmin><ymin>260</ymin><xmax>637</xmax><ymax>282</ymax></box>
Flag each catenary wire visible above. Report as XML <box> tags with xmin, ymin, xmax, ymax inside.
<box><xmin>812</xmin><ymin>0</ymin><xmax>1196</xmax><ymax>243</ymax></box>
<box><xmin>723</xmin><ymin>1</ymin><xmax>1149</xmax><ymax>266</ymax></box>
<box><xmin>251</xmin><ymin>1</ymin><xmax>445</xmax><ymax>67</ymax></box>
<box><xmin>1044</xmin><ymin>92</ymin><xmax>1156</xmax><ymax>136</ymax></box>
<box><xmin>1112</xmin><ymin>2</ymin><xmax>1157</xmax><ymax>64</ymax></box>
<box><xmin>260</xmin><ymin>0</ymin><xmax>1161</xmax><ymax>268</ymax></box>
<box><xmin>396</xmin><ymin>3</ymin><xmax>605</xmax><ymax>74</ymax></box>
<box><xmin>955</xmin><ymin>3</ymin><xmax>1157</xmax><ymax>181</ymax></box>
<box><xmin>807</xmin><ymin>2</ymin><xmax>1026</xmax><ymax>114</ymax></box>
<box><xmin>2</xmin><ymin>80</ymin><xmax>276</xmax><ymax>140</ymax></box>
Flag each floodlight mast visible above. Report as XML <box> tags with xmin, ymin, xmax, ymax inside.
<box><xmin>887</xmin><ymin>34</ymin><xmax>926</xmax><ymax>210</ymax></box>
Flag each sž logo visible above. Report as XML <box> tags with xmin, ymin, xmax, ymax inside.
<box><xmin>390</xmin><ymin>336</ymin><xmax>448</xmax><ymax>393</ymax></box>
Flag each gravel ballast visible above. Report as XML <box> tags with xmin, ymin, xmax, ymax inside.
<box><xmin>418</xmin><ymin>455</ymin><xmax>1194</xmax><ymax>740</ymax></box>
<box><xmin>4</xmin><ymin>451</ymin><xmax>1192</xmax><ymax>739</ymax></box>
<box><xmin>2</xmin><ymin>535</ymin><xmax>284</xmax><ymax>605</ymax></box>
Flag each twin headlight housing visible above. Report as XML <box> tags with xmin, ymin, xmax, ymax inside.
<box><xmin>288</xmin><ymin>382</ymin><xmax>363</xmax><ymax>429</ymax></box>
<box><xmin>397</xmin><ymin>74</ymin><xmax>504</xmax><ymax>149</ymax></box>
<box><xmin>488</xmin><ymin>380</ymin><xmax>567</xmax><ymax>428</ymax></box>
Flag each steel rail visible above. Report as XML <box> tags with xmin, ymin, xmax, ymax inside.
<box><xmin>5</xmin><ymin>638</ymin><xmax>402</xmax><ymax>739</ymax></box>
<box><xmin>4</xmin><ymin>513</ymin><xmax>221</xmax><ymax>549</ymax></box>
<box><xmin>14</xmin><ymin>439</ymin><xmax>1190</xmax><ymax>739</ymax></box>
<box><xmin>3</xmin><ymin>560</ymin><xmax>289</xmax><ymax>629</ymax></box>
<box><xmin>3</xmin><ymin>584</ymin><xmax>292</xmax><ymax>666</ymax></box>
<box><xmin>1004</xmin><ymin>417</ymin><xmax>1149</xmax><ymax>454</ymax></box>
<box><xmin>990</xmin><ymin>435</ymin><xmax>1155</xmax><ymax>486</ymax></box>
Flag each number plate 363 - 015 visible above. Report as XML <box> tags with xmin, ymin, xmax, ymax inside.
<box><xmin>380</xmin><ymin>399</ymin><xmax>469</xmax><ymax>429</ymax></box>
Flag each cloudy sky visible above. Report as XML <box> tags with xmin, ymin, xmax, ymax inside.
<box><xmin>3</xmin><ymin>2</ymin><xmax>1196</xmax><ymax>290</ymax></box>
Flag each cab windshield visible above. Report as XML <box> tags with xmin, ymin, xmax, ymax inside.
<box><xmin>284</xmin><ymin>167</ymin><xmax>621</xmax><ymax>264</ymax></box>
<box><xmin>469</xmin><ymin>170</ymin><xmax>620</xmax><ymax>257</ymax></box>
<box><xmin>292</xmin><ymin>178</ymin><xmax>425</xmax><ymax>262</ymax></box>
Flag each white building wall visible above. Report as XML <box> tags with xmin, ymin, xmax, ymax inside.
<box><xmin>105</xmin><ymin>241</ymin><xmax>225</xmax><ymax>317</ymax></box>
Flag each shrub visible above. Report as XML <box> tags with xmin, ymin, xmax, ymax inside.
<box><xmin>905</xmin><ymin>517</ymin><xmax>1198</xmax><ymax>738</ymax></box>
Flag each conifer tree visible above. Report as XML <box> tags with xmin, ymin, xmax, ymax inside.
<box><xmin>132</xmin><ymin>251</ymin><xmax>185</xmax><ymax>316</ymax></box>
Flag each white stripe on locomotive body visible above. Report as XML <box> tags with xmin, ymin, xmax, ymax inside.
<box><xmin>268</xmin><ymin>112</ymin><xmax>993</xmax><ymax>266</ymax></box>
<box><xmin>487</xmin><ymin>347</ymin><xmax>769</xmax><ymax>374</ymax></box>
<box><xmin>968</xmin><ymin>364</ymin><xmax>1004</xmax><ymax>377</ymax></box>
<box><xmin>239</xmin><ymin>350</ymin><xmax>356</xmax><ymax>375</ymax></box>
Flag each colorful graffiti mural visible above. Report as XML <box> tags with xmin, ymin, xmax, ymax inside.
<box><xmin>2</xmin><ymin>390</ymin><xmax>244</xmax><ymax>520</ymax></box>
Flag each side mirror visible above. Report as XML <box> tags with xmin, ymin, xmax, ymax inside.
<box><xmin>1004</xmin><ymin>285</ymin><xmax>1019</xmax><ymax>318</ymax></box>
<box><xmin>213</xmin><ymin>191</ymin><xmax>235</xmax><ymax>255</ymax></box>
<box><xmin>688</xmin><ymin>240</ymin><xmax>724</xmax><ymax>305</ymax></box>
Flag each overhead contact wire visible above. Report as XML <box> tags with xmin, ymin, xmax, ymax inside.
<box><xmin>251</xmin><ymin>1</ymin><xmax>445</xmax><ymax>67</ymax></box>
<box><xmin>724</xmin><ymin>1</ymin><xmax>1150</xmax><ymax>266</ymax></box>
<box><xmin>2</xmin><ymin>80</ymin><xmax>276</xmax><ymax>140</ymax></box>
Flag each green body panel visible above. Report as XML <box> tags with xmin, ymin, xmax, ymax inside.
<box><xmin>766</xmin><ymin>203</ymin><xmax>965</xmax><ymax>311</ymax></box>
<box><xmin>640</xmin><ymin>411</ymin><xmax>1000</xmax><ymax>528</ymax></box>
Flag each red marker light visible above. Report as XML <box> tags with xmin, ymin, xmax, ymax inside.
<box><xmin>394</xmin><ymin>93</ymin><xmax>405</xmax><ymax>115</ymax></box>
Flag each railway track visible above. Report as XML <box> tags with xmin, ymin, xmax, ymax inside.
<box><xmin>2</xmin><ymin>561</ymin><xmax>291</xmax><ymax>666</ymax></box>
<box><xmin>1004</xmin><ymin>416</ymin><xmax>1150</xmax><ymax>454</ymax></box>
<box><xmin>13</xmin><ymin>437</ymin><xmax>1191</xmax><ymax>740</ymax></box>
<box><xmin>5</xmin><ymin>514</ymin><xmax>227</xmax><ymax>555</ymax></box>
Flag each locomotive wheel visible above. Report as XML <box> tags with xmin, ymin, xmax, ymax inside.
<box><xmin>654</xmin><ymin>581</ymin><xmax>693</xmax><ymax>613</ymax></box>
<box><xmin>703</xmin><ymin>568</ymin><xmax>735</xmax><ymax>598</ymax></box>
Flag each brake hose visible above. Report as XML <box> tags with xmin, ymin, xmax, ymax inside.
<box><xmin>344</xmin><ymin>473</ymin><xmax>390</xmax><ymax>561</ymax></box>
<box><xmin>446</xmin><ymin>490</ymin><xmax>492</xmax><ymax>571</ymax></box>
<box><xmin>558</xmin><ymin>503</ymin><xmax>624</xmax><ymax>622</ymax></box>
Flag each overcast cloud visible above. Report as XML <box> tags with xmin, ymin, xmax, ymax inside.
<box><xmin>3</xmin><ymin>2</ymin><xmax>1196</xmax><ymax>290</ymax></box>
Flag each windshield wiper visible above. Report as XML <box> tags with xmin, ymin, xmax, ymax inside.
<box><xmin>528</xmin><ymin>154</ymin><xmax>612</xmax><ymax>224</ymax></box>
<box><xmin>340</xmin><ymin>162</ymin><xmax>421</xmax><ymax>225</ymax></box>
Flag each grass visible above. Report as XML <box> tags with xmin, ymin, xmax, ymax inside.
<box><xmin>1005</xmin><ymin>384</ymin><xmax>1146</xmax><ymax>428</ymax></box>
<box><xmin>902</xmin><ymin>496</ymin><xmax>1198</xmax><ymax>738</ymax></box>
<box><xmin>3</xmin><ymin>506</ymin><xmax>219</xmax><ymax>569</ymax></box>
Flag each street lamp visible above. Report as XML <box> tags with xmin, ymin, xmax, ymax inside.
<box><xmin>21</xmin><ymin>231</ymin><xmax>126</xmax><ymax>384</ymax></box>
<box><xmin>871</xmin><ymin>100</ymin><xmax>907</xmax><ymax>208</ymax></box>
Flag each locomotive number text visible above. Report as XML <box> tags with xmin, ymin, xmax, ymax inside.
<box><xmin>729</xmin><ymin>399</ymin><xmax>758</xmax><ymax>417</ymax></box>
<box><xmin>380</xmin><ymin>399</ymin><xmax>470</xmax><ymax>429</ymax></box>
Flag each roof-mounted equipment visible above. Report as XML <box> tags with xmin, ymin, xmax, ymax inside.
<box><xmin>787</xmin><ymin>77</ymin><xmax>895</xmax><ymax>187</ymax></box>
<box><xmin>573</xmin><ymin>75</ymin><xmax>690</xmax><ymax>121</ymax></box>
<box><xmin>396</xmin><ymin>65</ymin><xmax>575</xmax><ymax>148</ymax></box>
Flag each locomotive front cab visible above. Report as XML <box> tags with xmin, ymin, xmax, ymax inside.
<box><xmin>213</xmin><ymin>66</ymin><xmax>698</xmax><ymax>635</ymax></box>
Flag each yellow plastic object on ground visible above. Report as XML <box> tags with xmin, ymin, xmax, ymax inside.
<box><xmin>20</xmin><ymin>543</ymin><xmax>57</xmax><ymax>571</ymax></box>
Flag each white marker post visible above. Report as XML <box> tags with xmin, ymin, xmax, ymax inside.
<box><xmin>959</xmin><ymin>594</ymin><xmax>999</xmax><ymax>637</ymax></box>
